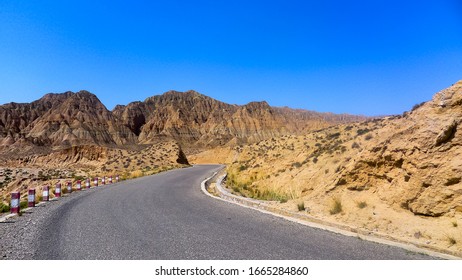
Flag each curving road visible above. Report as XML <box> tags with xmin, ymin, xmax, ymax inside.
<box><xmin>33</xmin><ymin>165</ymin><xmax>434</xmax><ymax>259</ymax></box>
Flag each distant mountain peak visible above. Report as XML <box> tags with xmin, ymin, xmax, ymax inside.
<box><xmin>1</xmin><ymin>88</ymin><xmax>367</xmax><ymax>154</ymax></box>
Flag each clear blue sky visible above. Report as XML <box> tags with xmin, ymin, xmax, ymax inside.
<box><xmin>1</xmin><ymin>1</ymin><xmax>461</xmax><ymax>116</ymax></box>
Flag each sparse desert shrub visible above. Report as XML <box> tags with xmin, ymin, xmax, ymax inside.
<box><xmin>257</xmin><ymin>189</ymin><xmax>289</xmax><ymax>203</ymax></box>
<box><xmin>357</xmin><ymin>201</ymin><xmax>367</xmax><ymax>209</ymax></box>
<box><xmin>0</xmin><ymin>202</ymin><xmax>10</xmax><ymax>213</ymax></box>
<box><xmin>238</xmin><ymin>165</ymin><xmax>248</xmax><ymax>171</ymax></box>
<box><xmin>452</xmin><ymin>221</ymin><xmax>458</xmax><ymax>227</ymax></box>
<box><xmin>400</xmin><ymin>201</ymin><xmax>409</xmax><ymax>210</ymax></box>
<box><xmin>297</xmin><ymin>202</ymin><xmax>306</xmax><ymax>211</ymax></box>
<box><xmin>73</xmin><ymin>175</ymin><xmax>85</xmax><ymax>181</ymax></box>
<box><xmin>130</xmin><ymin>170</ymin><xmax>144</xmax><ymax>179</ymax></box>
<box><xmin>364</xmin><ymin>134</ymin><xmax>373</xmax><ymax>141</ymax></box>
<box><xmin>312</xmin><ymin>157</ymin><xmax>318</xmax><ymax>164</ymax></box>
<box><xmin>446</xmin><ymin>235</ymin><xmax>457</xmax><ymax>246</ymax></box>
<box><xmin>292</xmin><ymin>162</ymin><xmax>302</xmax><ymax>168</ymax></box>
<box><xmin>19</xmin><ymin>200</ymin><xmax>28</xmax><ymax>210</ymax></box>
<box><xmin>411</xmin><ymin>101</ymin><xmax>426</xmax><ymax>111</ymax></box>
<box><xmin>327</xmin><ymin>132</ymin><xmax>341</xmax><ymax>140</ymax></box>
<box><xmin>329</xmin><ymin>197</ymin><xmax>343</xmax><ymax>215</ymax></box>
<box><xmin>356</xmin><ymin>128</ymin><xmax>371</xmax><ymax>136</ymax></box>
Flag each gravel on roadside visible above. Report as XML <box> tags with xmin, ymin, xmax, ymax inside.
<box><xmin>0</xmin><ymin>189</ymin><xmax>97</xmax><ymax>260</ymax></box>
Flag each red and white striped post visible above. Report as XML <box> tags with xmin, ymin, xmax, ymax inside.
<box><xmin>55</xmin><ymin>182</ymin><xmax>62</xmax><ymax>198</ymax></box>
<box><xmin>85</xmin><ymin>178</ymin><xmax>90</xmax><ymax>189</ymax></box>
<box><xmin>28</xmin><ymin>189</ymin><xmax>36</xmax><ymax>207</ymax></box>
<box><xmin>67</xmin><ymin>181</ymin><xmax>72</xmax><ymax>194</ymax></box>
<box><xmin>108</xmin><ymin>176</ymin><xmax>113</xmax><ymax>184</ymax></box>
<box><xmin>101</xmin><ymin>176</ymin><xmax>106</xmax><ymax>185</ymax></box>
<box><xmin>93</xmin><ymin>177</ymin><xmax>98</xmax><ymax>187</ymax></box>
<box><xmin>76</xmin><ymin>180</ymin><xmax>81</xmax><ymax>191</ymax></box>
<box><xmin>42</xmin><ymin>186</ymin><xmax>49</xmax><ymax>201</ymax></box>
<box><xmin>116</xmin><ymin>175</ymin><xmax>119</xmax><ymax>183</ymax></box>
<box><xmin>11</xmin><ymin>192</ymin><xmax>20</xmax><ymax>214</ymax></box>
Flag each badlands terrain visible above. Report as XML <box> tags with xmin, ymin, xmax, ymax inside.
<box><xmin>1</xmin><ymin>81</ymin><xmax>461</xmax><ymax>256</ymax></box>
<box><xmin>0</xmin><ymin>89</ymin><xmax>359</xmax><ymax>206</ymax></box>
<box><xmin>193</xmin><ymin>80</ymin><xmax>462</xmax><ymax>254</ymax></box>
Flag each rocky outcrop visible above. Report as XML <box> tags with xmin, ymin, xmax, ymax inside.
<box><xmin>1</xmin><ymin>89</ymin><xmax>366</xmax><ymax>158</ymax></box>
<box><xmin>337</xmin><ymin>80</ymin><xmax>462</xmax><ymax>217</ymax></box>
<box><xmin>224</xmin><ymin>80</ymin><xmax>462</xmax><ymax>219</ymax></box>
<box><xmin>0</xmin><ymin>91</ymin><xmax>138</xmax><ymax>153</ymax></box>
<box><xmin>114</xmin><ymin>90</ymin><xmax>366</xmax><ymax>148</ymax></box>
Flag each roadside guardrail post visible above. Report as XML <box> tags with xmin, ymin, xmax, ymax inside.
<box><xmin>10</xmin><ymin>192</ymin><xmax>20</xmax><ymax>214</ymax></box>
<box><xmin>28</xmin><ymin>189</ymin><xmax>36</xmax><ymax>207</ymax></box>
<box><xmin>67</xmin><ymin>181</ymin><xmax>72</xmax><ymax>193</ymax></box>
<box><xmin>55</xmin><ymin>182</ymin><xmax>62</xmax><ymax>198</ymax></box>
<box><xmin>43</xmin><ymin>186</ymin><xmax>49</xmax><ymax>201</ymax></box>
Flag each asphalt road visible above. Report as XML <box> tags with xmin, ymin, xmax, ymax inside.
<box><xmin>33</xmin><ymin>165</ymin><xmax>434</xmax><ymax>259</ymax></box>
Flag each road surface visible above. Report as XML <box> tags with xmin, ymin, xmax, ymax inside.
<box><xmin>32</xmin><ymin>165</ymin><xmax>433</xmax><ymax>259</ymax></box>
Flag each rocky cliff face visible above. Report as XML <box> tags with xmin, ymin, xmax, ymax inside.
<box><xmin>113</xmin><ymin>90</ymin><xmax>366</xmax><ymax>148</ymax></box>
<box><xmin>0</xmin><ymin>91</ymin><xmax>137</xmax><ymax>156</ymax></box>
<box><xmin>0</xmin><ymin>89</ymin><xmax>365</xmax><ymax>158</ymax></box>
<box><xmin>337</xmin><ymin>80</ymin><xmax>462</xmax><ymax>217</ymax></box>
<box><xmin>224</xmin><ymin>80</ymin><xmax>462</xmax><ymax>218</ymax></box>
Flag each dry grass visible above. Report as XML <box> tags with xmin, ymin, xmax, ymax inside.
<box><xmin>329</xmin><ymin>197</ymin><xmax>343</xmax><ymax>215</ymax></box>
<box><xmin>445</xmin><ymin>234</ymin><xmax>457</xmax><ymax>246</ymax></box>
<box><xmin>357</xmin><ymin>201</ymin><xmax>368</xmax><ymax>209</ymax></box>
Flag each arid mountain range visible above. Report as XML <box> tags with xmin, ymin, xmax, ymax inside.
<box><xmin>0</xmin><ymin>89</ymin><xmax>365</xmax><ymax>158</ymax></box>
<box><xmin>1</xmin><ymin>82</ymin><xmax>461</xmax><ymax>256</ymax></box>
<box><xmin>0</xmin><ymin>89</ymin><xmax>364</xmax><ymax>207</ymax></box>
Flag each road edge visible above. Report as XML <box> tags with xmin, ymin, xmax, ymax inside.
<box><xmin>200</xmin><ymin>173</ymin><xmax>461</xmax><ymax>260</ymax></box>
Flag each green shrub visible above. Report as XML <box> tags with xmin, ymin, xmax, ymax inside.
<box><xmin>297</xmin><ymin>202</ymin><xmax>306</xmax><ymax>211</ymax></box>
<box><xmin>19</xmin><ymin>200</ymin><xmax>28</xmax><ymax>210</ymax></box>
<box><xmin>0</xmin><ymin>202</ymin><xmax>10</xmax><ymax>213</ymax></box>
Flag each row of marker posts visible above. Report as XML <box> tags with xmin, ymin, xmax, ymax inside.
<box><xmin>9</xmin><ymin>175</ymin><xmax>120</xmax><ymax>214</ymax></box>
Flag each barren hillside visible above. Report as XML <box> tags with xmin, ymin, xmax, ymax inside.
<box><xmin>195</xmin><ymin>81</ymin><xmax>462</xmax><ymax>253</ymax></box>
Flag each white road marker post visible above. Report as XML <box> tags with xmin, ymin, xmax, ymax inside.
<box><xmin>55</xmin><ymin>182</ymin><xmax>62</xmax><ymax>198</ymax></box>
<box><xmin>28</xmin><ymin>189</ymin><xmax>36</xmax><ymax>207</ymax></box>
<box><xmin>67</xmin><ymin>181</ymin><xmax>72</xmax><ymax>194</ymax></box>
<box><xmin>10</xmin><ymin>192</ymin><xmax>20</xmax><ymax>214</ymax></box>
<box><xmin>42</xmin><ymin>186</ymin><xmax>49</xmax><ymax>201</ymax></box>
